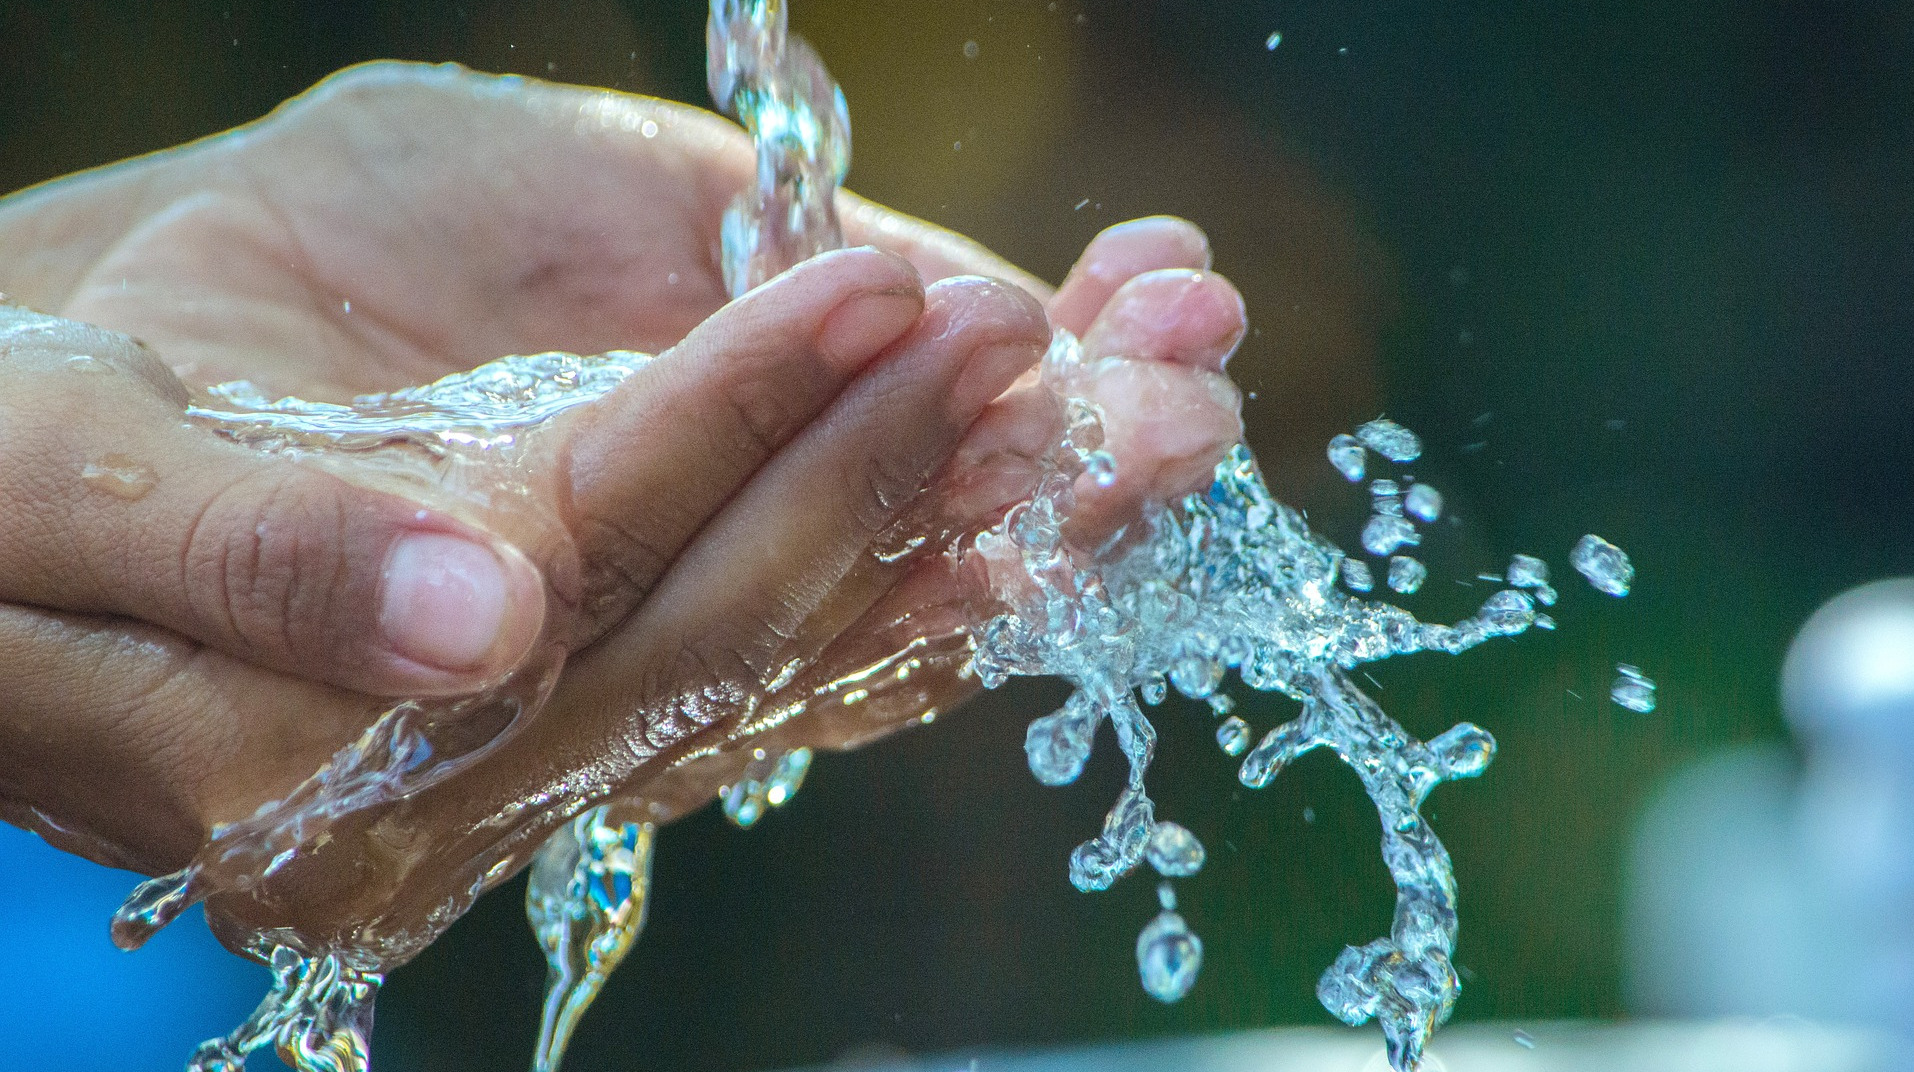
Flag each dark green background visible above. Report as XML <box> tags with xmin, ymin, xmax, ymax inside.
<box><xmin>3</xmin><ymin>1</ymin><xmax>1909</xmax><ymax>1069</ymax></box>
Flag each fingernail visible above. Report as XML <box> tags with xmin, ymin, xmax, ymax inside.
<box><xmin>817</xmin><ymin>287</ymin><xmax>924</xmax><ymax>371</ymax></box>
<box><xmin>1087</xmin><ymin>217</ymin><xmax>1212</xmax><ymax>275</ymax></box>
<box><xmin>379</xmin><ymin>532</ymin><xmax>521</xmax><ymax>673</ymax></box>
<box><xmin>951</xmin><ymin>339</ymin><xmax>1045</xmax><ymax>419</ymax></box>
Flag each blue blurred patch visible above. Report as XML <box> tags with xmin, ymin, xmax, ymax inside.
<box><xmin>0</xmin><ymin>823</ymin><xmax>268</xmax><ymax>1071</ymax></box>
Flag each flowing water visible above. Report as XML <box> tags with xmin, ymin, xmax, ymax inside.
<box><xmin>95</xmin><ymin>2</ymin><xmax>1644</xmax><ymax>1070</ymax></box>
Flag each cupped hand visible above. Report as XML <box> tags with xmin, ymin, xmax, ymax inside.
<box><xmin>0</xmin><ymin>63</ymin><xmax>1244</xmax><ymax>955</ymax></box>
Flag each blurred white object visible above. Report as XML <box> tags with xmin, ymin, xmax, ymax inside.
<box><xmin>791</xmin><ymin>1020</ymin><xmax>1891</xmax><ymax>1072</ymax></box>
<box><xmin>1628</xmin><ymin>578</ymin><xmax>1914</xmax><ymax>1052</ymax></box>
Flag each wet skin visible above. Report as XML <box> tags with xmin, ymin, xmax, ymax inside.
<box><xmin>0</xmin><ymin>63</ymin><xmax>1244</xmax><ymax>955</ymax></box>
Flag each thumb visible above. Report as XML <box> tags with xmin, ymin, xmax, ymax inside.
<box><xmin>0</xmin><ymin>304</ymin><xmax>547</xmax><ymax>697</ymax></box>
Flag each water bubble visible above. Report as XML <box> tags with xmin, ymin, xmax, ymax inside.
<box><xmin>81</xmin><ymin>454</ymin><xmax>157</xmax><ymax>500</ymax></box>
<box><xmin>962</xmin><ymin>40</ymin><xmax>979</xmax><ymax>59</ymax></box>
<box><xmin>1388</xmin><ymin>556</ymin><xmax>1427</xmax><ymax>595</ymax></box>
<box><xmin>1404</xmin><ymin>482</ymin><xmax>1442</xmax><ymax>522</ymax></box>
<box><xmin>1136</xmin><ymin>909</ymin><xmax>1203</xmax><ymax>1002</ymax></box>
<box><xmin>1266</xmin><ymin>31</ymin><xmax>1282</xmax><ymax>50</ymax></box>
<box><xmin>1355</xmin><ymin>418</ymin><xmax>1422</xmax><ymax>463</ymax></box>
<box><xmin>1610</xmin><ymin>664</ymin><xmax>1657</xmax><ymax>712</ymax></box>
<box><xmin>1513</xmin><ymin>1029</ymin><xmax>1536</xmax><ymax>1049</ymax></box>
<box><xmin>1216</xmin><ymin>716</ymin><xmax>1251</xmax><ymax>755</ymax></box>
<box><xmin>1341</xmin><ymin>557</ymin><xmax>1375</xmax><ymax>592</ymax></box>
<box><xmin>1328</xmin><ymin>433</ymin><xmax>1367</xmax><ymax>481</ymax></box>
<box><xmin>1206</xmin><ymin>693</ymin><xmax>1236</xmax><ymax>717</ymax></box>
<box><xmin>1570</xmin><ymin>534</ymin><xmax>1634</xmax><ymax>596</ymax></box>
<box><xmin>1146</xmin><ymin>822</ymin><xmax>1205</xmax><ymax>877</ymax></box>
<box><xmin>1362</xmin><ymin>514</ymin><xmax>1420</xmax><ymax>557</ymax></box>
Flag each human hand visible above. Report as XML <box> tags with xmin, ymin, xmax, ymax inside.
<box><xmin>0</xmin><ymin>63</ymin><xmax>1244</xmax><ymax>955</ymax></box>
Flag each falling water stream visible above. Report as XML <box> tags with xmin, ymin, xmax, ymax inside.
<box><xmin>92</xmin><ymin>3</ymin><xmax>1648</xmax><ymax>1070</ymax></box>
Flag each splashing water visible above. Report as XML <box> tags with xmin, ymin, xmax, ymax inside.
<box><xmin>525</xmin><ymin>804</ymin><xmax>657</xmax><ymax>1072</ymax></box>
<box><xmin>89</xmin><ymin>2</ymin><xmax>1643</xmax><ymax>1070</ymax></box>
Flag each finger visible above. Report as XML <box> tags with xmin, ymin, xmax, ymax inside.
<box><xmin>1067</xmin><ymin>271</ymin><xmax>1248</xmax><ymax>546</ymax></box>
<box><xmin>838</xmin><ymin>190</ymin><xmax>1054</xmax><ymax>299</ymax></box>
<box><xmin>557</xmin><ymin>245</ymin><xmax>925</xmax><ymax>640</ymax></box>
<box><xmin>1048</xmin><ymin>216</ymin><xmax>1212</xmax><ymax>337</ymax></box>
<box><xmin>0</xmin><ymin>601</ymin><xmax>376</xmax><ymax>875</ymax></box>
<box><xmin>353</xmin><ymin>278</ymin><xmax>1049</xmax><ymax>878</ymax></box>
<box><xmin>0</xmin><ymin>306</ymin><xmax>547</xmax><ymax>697</ymax></box>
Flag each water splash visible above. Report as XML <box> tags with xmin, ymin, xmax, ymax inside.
<box><xmin>525</xmin><ymin>804</ymin><xmax>658</xmax><ymax>1072</ymax></box>
<box><xmin>113</xmin><ymin>352</ymin><xmax>653</xmax><ymax>1067</ymax></box>
<box><xmin>86</xmin><ymin>1</ymin><xmax>1640</xmax><ymax>1067</ymax></box>
<box><xmin>184</xmin><ymin>943</ymin><xmax>382</xmax><ymax>1072</ymax></box>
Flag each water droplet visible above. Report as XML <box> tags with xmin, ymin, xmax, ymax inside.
<box><xmin>962</xmin><ymin>40</ymin><xmax>980</xmax><ymax>59</ymax></box>
<box><xmin>1206</xmin><ymin>693</ymin><xmax>1236</xmax><ymax>717</ymax></box>
<box><xmin>641</xmin><ymin>118</ymin><xmax>659</xmax><ymax>138</ymax></box>
<box><xmin>1610</xmin><ymin>664</ymin><xmax>1656</xmax><ymax>712</ymax></box>
<box><xmin>1302</xmin><ymin>806</ymin><xmax>1317</xmax><ymax>824</ymax></box>
<box><xmin>1570</xmin><ymin>534</ymin><xmax>1634</xmax><ymax>596</ymax></box>
<box><xmin>1355</xmin><ymin>418</ymin><xmax>1421</xmax><ymax>462</ymax></box>
<box><xmin>1266</xmin><ymin>31</ymin><xmax>1282</xmax><ymax>49</ymax></box>
<box><xmin>81</xmin><ymin>454</ymin><xmax>157</xmax><ymax>500</ymax></box>
<box><xmin>1362</xmin><ymin>514</ymin><xmax>1419</xmax><ymax>557</ymax></box>
<box><xmin>1137</xmin><ymin>910</ymin><xmax>1202</xmax><ymax>1002</ymax></box>
<box><xmin>1506</xmin><ymin>554</ymin><xmax>1548</xmax><ymax>588</ymax></box>
<box><xmin>1025</xmin><ymin>697</ymin><xmax>1098</xmax><ymax>786</ymax></box>
<box><xmin>1216</xmin><ymin>716</ymin><xmax>1251</xmax><ymax>755</ymax></box>
<box><xmin>1083</xmin><ymin>449</ymin><xmax>1118</xmax><ymax>487</ymax></box>
<box><xmin>1146</xmin><ymin>822</ymin><xmax>1205</xmax><ymax>877</ymax></box>
<box><xmin>1404</xmin><ymin>482</ymin><xmax>1442</xmax><ymax>522</ymax></box>
<box><xmin>1328</xmin><ymin>433</ymin><xmax>1367</xmax><ymax>481</ymax></box>
<box><xmin>1370</xmin><ymin>478</ymin><xmax>1403</xmax><ymax>517</ymax></box>
<box><xmin>1387</xmin><ymin>556</ymin><xmax>1426</xmax><ymax>594</ymax></box>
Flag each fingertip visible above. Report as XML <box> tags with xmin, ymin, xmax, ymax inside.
<box><xmin>920</xmin><ymin>276</ymin><xmax>1051</xmax><ymax>419</ymax></box>
<box><xmin>1050</xmin><ymin>216</ymin><xmax>1213</xmax><ymax>335</ymax></box>
<box><xmin>1081</xmin><ymin>268</ymin><xmax>1248</xmax><ymax>372</ymax></box>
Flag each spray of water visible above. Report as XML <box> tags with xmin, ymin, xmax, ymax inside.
<box><xmin>85</xmin><ymin>4</ymin><xmax>1645</xmax><ymax>1070</ymax></box>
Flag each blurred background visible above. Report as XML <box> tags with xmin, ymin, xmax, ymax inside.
<box><xmin>2</xmin><ymin>1</ymin><xmax>1911</xmax><ymax>1069</ymax></box>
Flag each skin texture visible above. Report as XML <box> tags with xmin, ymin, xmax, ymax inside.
<box><xmin>0</xmin><ymin>62</ymin><xmax>1245</xmax><ymax>956</ymax></box>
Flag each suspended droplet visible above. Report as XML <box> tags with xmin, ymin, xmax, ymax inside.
<box><xmin>1404</xmin><ymin>482</ymin><xmax>1443</xmax><ymax>522</ymax></box>
<box><xmin>1610</xmin><ymin>664</ymin><xmax>1657</xmax><ymax>712</ymax></box>
<box><xmin>1506</xmin><ymin>554</ymin><xmax>1548</xmax><ymax>588</ymax></box>
<box><xmin>1328</xmin><ymin>433</ymin><xmax>1367</xmax><ymax>481</ymax></box>
<box><xmin>1355</xmin><ymin>418</ymin><xmax>1422</xmax><ymax>462</ymax></box>
<box><xmin>1370</xmin><ymin>478</ymin><xmax>1403</xmax><ymax>517</ymax></box>
<box><xmin>1025</xmin><ymin>698</ymin><xmax>1099</xmax><ymax>786</ymax></box>
<box><xmin>1146</xmin><ymin>822</ymin><xmax>1205</xmax><ymax>877</ymax></box>
<box><xmin>1387</xmin><ymin>556</ymin><xmax>1427</xmax><ymax>594</ymax></box>
<box><xmin>1362</xmin><ymin>514</ymin><xmax>1420</xmax><ymax>557</ymax></box>
<box><xmin>1215</xmin><ymin>716</ymin><xmax>1251</xmax><ymax>756</ymax></box>
<box><xmin>1570</xmin><ymin>534</ymin><xmax>1634</xmax><ymax>596</ymax></box>
<box><xmin>1137</xmin><ymin>910</ymin><xmax>1203</xmax><ymax>1003</ymax></box>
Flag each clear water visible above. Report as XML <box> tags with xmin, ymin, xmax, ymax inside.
<box><xmin>93</xmin><ymin>2</ymin><xmax>1646</xmax><ymax>1069</ymax></box>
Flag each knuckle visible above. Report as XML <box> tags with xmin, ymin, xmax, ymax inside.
<box><xmin>850</xmin><ymin>451</ymin><xmax>925</xmax><ymax>533</ymax></box>
<box><xmin>716</xmin><ymin>371</ymin><xmax>799</xmax><ymax>463</ymax></box>
<box><xmin>180</xmin><ymin>468</ymin><xmax>357</xmax><ymax>665</ymax></box>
